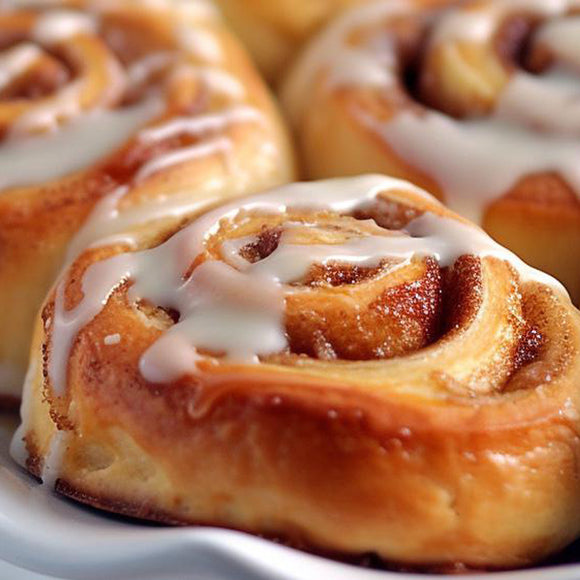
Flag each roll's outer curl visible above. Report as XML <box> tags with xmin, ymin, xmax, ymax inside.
<box><xmin>0</xmin><ymin>0</ymin><xmax>295</xmax><ymax>403</ymax></box>
<box><xmin>13</xmin><ymin>174</ymin><xmax>580</xmax><ymax>570</ymax></box>
<box><xmin>281</xmin><ymin>0</ymin><xmax>580</xmax><ymax>302</ymax></box>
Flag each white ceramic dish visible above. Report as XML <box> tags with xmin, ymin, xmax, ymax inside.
<box><xmin>1</xmin><ymin>414</ymin><xmax>580</xmax><ymax>580</ymax></box>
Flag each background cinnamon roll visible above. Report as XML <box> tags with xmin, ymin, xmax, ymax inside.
<box><xmin>213</xmin><ymin>0</ymin><xmax>454</xmax><ymax>83</ymax></box>
<box><xmin>281</xmin><ymin>0</ymin><xmax>580</xmax><ymax>302</ymax></box>
<box><xmin>0</xmin><ymin>0</ymin><xmax>295</xmax><ymax>405</ymax></box>
<box><xmin>13</xmin><ymin>174</ymin><xmax>580</xmax><ymax>570</ymax></box>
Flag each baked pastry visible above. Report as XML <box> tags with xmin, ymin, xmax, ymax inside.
<box><xmin>213</xmin><ymin>0</ymin><xmax>454</xmax><ymax>83</ymax></box>
<box><xmin>13</xmin><ymin>174</ymin><xmax>580</xmax><ymax>570</ymax></box>
<box><xmin>0</xmin><ymin>0</ymin><xmax>295</xmax><ymax>406</ymax></box>
<box><xmin>281</xmin><ymin>0</ymin><xmax>580</xmax><ymax>302</ymax></box>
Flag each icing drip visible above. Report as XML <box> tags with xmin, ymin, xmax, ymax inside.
<box><xmin>10</xmin><ymin>359</ymin><xmax>36</xmax><ymax>469</ymax></box>
<box><xmin>135</xmin><ymin>136</ymin><xmax>234</xmax><ymax>181</ymax></box>
<box><xmin>430</xmin><ymin>0</ymin><xmax>580</xmax><ymax>45</ymax></box>
<box><xmin>10</xmin><ymin>11</ymin><xmax>124</xmax><ymax>135</ymax></box>
<box><xmin>0</xmin><ymin>43</ymin><xmax>43</xmax><ymax>91</ymax></box>
<box><xmin>0</xmin><ymin>98</ymin><xmax>163</xmax><ymax>192</ymax></box>
<box><xmin>66</xmin><ymin>104</ymin><xmax>264</xmax><ymax>259</ymax></box>
<box><xmin>371</xmin><ymin>111</ymin><xmax>580</xmax><ymax>223</ymax></box>
<box><xmin>135</xmin><ymin>106</ymin><xmax>264</xmax><ymax>181</ymax></box>
<box><xmin>535</xmin><ymin>16</ymin><xmax>580</xmax><ymax>72</ymax></box>
<box><xmin>37</xmin><ymin>430</ymin><xmax>68</xmax><ymax>490</ymax></box>
<box><xmin>103</xmin><ymin>333</ymin><xmax>121</xmax><ymax>345</ymax></box>
<box><xmin>5</xmin><ymin>0</ymin><xmax>274</xmax><ymax>485</ymax></box>
<box><xmin>49</xmin><ymin>175</ymin><xmax>564</xmax><ymax>392</ymax></box>
<box><xmin>138</xmin><ymin>106</ymin><xmax>263</xmax><ymax>142</ymax></box>
<box><xmin>126</xmin><ymin>52</ymin><xmax>175</xmax><ymax>87</ymax></box>
<box><xmin>11</xmin><ymin>355</ymin><xmax>70</xmax><ymax>488</ymax></box>
<box><xmin>282</xmin><ymin>0</ymin><xmax>580</xmax><ymax>223</ymax></box>
<box><xmin>170</xmin><ymin>65</ymin><xmax>246</xmax><ymax>99</ymax></box>
<box><xmin>0</xmin><ymin>4</ymin><xmax>261</xmax><ymax>211</ymax></box>
<box><xmin>0</xmin><ymin>2</ymin><xmax>247</xmax><ymax>190</ymax></box>
<box><xmin>496</xmin><ymin>71</ymin><xmax>580</xmax><ymax>134</ymax></box>
<box><xmin>178</xmin><ymin>26</ymin><xmax>222</xmax><ymax>62</ymax></box>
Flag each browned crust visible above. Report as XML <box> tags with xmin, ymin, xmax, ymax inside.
<box><xmin>21</xmin><ymin>371</ymin><xmax>580</xmax><ymax>574</ymax></box>
<box><xmin>55</xmin><ymin>478</ymin><xmax>192</xmax><ymax>526</ymax></box>
<box><xmin>21</xmin><ymin>450</ymin><xmax>580</xmax><ymax>574</ymax></box>
<box><xmin>18</xmin><ymin>185</ymin><xmax>580</xmax><ymax>570</ymax></box>
<box><xmin>52</xmin><ymin>478</ymin><xmax>483</xmax><ymax>574</ymax></box>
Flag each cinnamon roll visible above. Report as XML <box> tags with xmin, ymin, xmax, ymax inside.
<box><xmin>0</xmin><ymin>0</ymin><xmax>295</xmax><ymax>405</ymax></box>
<box><xmin>282</xmin><ymin>0</ymin><xmax>580</xmax><ymax>302</ymax></box>
<box><xmin>213</xmin><ymin>0</ymin><xmax>454</xmax><ymax>83</ymax></box>
<box><xmin>13</xmin><ymin>174</ymin><xmax>580</xmax><ymax>570</ymax></box>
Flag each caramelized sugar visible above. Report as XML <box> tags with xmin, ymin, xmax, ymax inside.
<box><xmin>285</xmin><ymin>258</ymin><xmax>443</xmax><ymax>361</ymax></box>
<box><xmin>302</xmin><ymin>262</ymin><xmax>387</xmax><ymax>287</ymax></box>
<box><xmin>352</xmin><ymin>196</ymin><xmax>422</xmax><ymax>230</ymax></box>
<box><xmin>240</xmin><ymin>227</ymin><xmax>282</xmax><ymax>263</ymax></box>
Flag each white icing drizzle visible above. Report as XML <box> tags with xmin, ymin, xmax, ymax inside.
<box><xmin>135</xmin><ymin>106</ymin><xmax>264</xmax><ymax>181</ymax></box>
<box><xmin>126</xmin><ymin>52</ymin><xmax>175</xmax><ymax>88</ymax></box>
<box><xmin>11</xmin><ymin>75</ymin><xmax>125</xmax><ymax>136</ymax></box>
<box><xmin>0</xmin><ymin>4</ymin><xmax>250</xmax><ymax>192</ymax></box>
<box><xmin>136</xmin><ymin>136</ymin><xmax>233</xmax><ymax>182</ymax></box>
<box><xmin>8</xmin><ymin>10</ymin><xmax>127</xmax><ymax>136</ymax></box>
<box><xmin>32</xmin><ymin>10</ymin><xmax>96</xmax><ymax>45</ymax></box>
<box><xmin>535</xmin><ymin>16</ymin><xmax>580</xmax><ymax>72</ymax></box>
<box><xmin>48</xmin><ymin>175</ymin><xmax>564</xmax><ymax>392</ymax></box>
<box><xmin>6</xmin><ymin>0</ymin><xmax>274</xmax><ymax>484</ymax></box>
<box><xmin>65</xmin><ymin>186</ymin><xmax>213</xmax><ymax>262</ymax></box>
<box><xmin>0</xmin><ymin>43</ymin><xmax>43</xmax><ymax>91</ymax></box>
<box><xmin>65</xmin><ymin>103</ymin><xmax>264</xmax><ymax>259</ymax></box>
<box><xmin>496</xmin><ymin>71</ymin><xmax>580</xmax><ymax>134</ymax></box>
<box><xmin>430</xmin><ymin>0</ymin><xmax>580</xmax><ymax>45</ymax></box>
<box><xmin>138</xmin><ymin>105</ymin><xmax>263</xmax><ymax>142</ymax></box>
<box><xmin>9</xmin><ymin>351</ymin><xmax>68</xmax><ymax>490</ymax></box>
<box><xmin>369</xmin><ymin>111</ymin><xmax>580</xmax><ymax>223</ymax></box>
<box><xmin>282</xmin><ymin>1</ymin><xmax>407</xmax><ymax>125</ymax></box>
<box><xmin>38</xmin><ymin>429</ymin><xmax>68</xmax><ymax>489</ymax></box>
<box><xmin>0</xmin><ymin>97</ymin><xmax>163</xmax><ymax>192</ymax></box>
<box><xmin>170</xmin><ymin>64</ymin><xmax>246</xmax><ymax>99</ymax></box>
<box><xmin>282</xmin><ymin>0</ymin><xmax>580</xmax><ymax>223</ymax></box>
<box><xmin>178</xmin><ymin>26</ymin><xmax>222</xmax><ymax>63</ymax></box>
<box><xmin>9</xmin><ymin>359</ymin><xmax>37</xmax><ymax>469</ymax></box>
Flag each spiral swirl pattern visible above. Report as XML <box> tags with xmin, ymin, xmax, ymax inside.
<box><xmin>0</xmin><ymin>0</ymin><xmax>294</xmax><ymax>402</ymax></box>
<box><xmin>282</xmin><ymin>0</ymin><xmax>580</xmax><ymax>303</ymax></box>
<box><xmin>13</xmin><ymin>174</ymin><xmax>580</xmax><ymax>569</ymax></box>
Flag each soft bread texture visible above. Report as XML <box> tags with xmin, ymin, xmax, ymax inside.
<box><xmin>213</xmin><ymin>0</ymin><xmax>454</xmax><ymax>83</ymax></box>
<box><xmin>281</xmin><ymin>0</ymin><xmax>580</xmax><ymax>303</ymax></box>
<box><xmin>0</xmin><ymin>0</ymin><xmax>295</xmax><ymax>403</ymax></box>
<box><xmin>14</xmin><ymin>175</ymin><xmax>580</xmax><ymax>570</ymax></box>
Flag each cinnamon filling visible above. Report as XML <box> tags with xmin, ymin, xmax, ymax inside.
<box><xmin>302</xmin><ymin>261</ymin><xmax>386</xmax><ymax>286</ymax></box>
<box><xmin>0</xmin><ymin>47</ymin><xmax>72</xmax><ymax>100</ymax></box>
<box><xmin>239</xmin><ymin>227</ymin><xmax>282</xmax><ymax>263</ymax></box>
<box><xmin>207</xmin><ymin>198</ymin><xmax>545</xmax><ymax>380</ymax></box>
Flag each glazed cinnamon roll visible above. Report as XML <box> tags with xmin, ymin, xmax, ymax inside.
<box><xmin>0</xmin><ymin>0</ymin><xmax>295</xmax><ymax>405</ymax></box>
<box><xmin>13</xmin><ymin>174</ymin><xmax>580</xmax><ymax>570</ymax></box>
<box><xmin>213</xmin><ymin>0</ymin><xmax>454</xmax><ymax>83</ymax></box>
<box><xmin>282</xmin><ymin>0</ymin><xmax>580</xmax><ymax>302</ymax></box>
